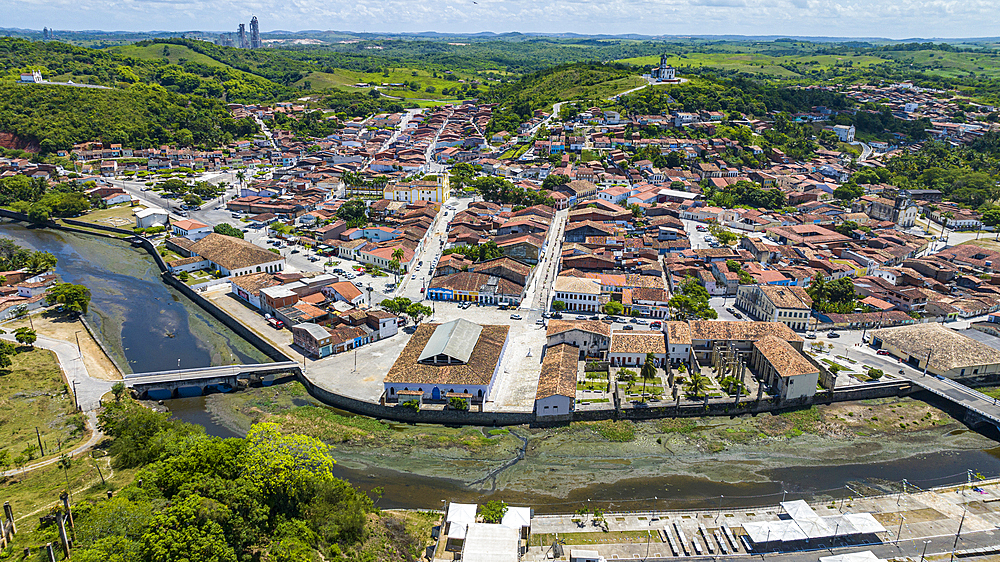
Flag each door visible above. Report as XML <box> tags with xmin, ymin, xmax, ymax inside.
<box><xmin>432</xmin><ymin>387</ymin><xmax>441</xmax><ymax>400</ymax></box>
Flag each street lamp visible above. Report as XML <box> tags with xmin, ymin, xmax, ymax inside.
<box><xmin>921</xmin><ymin>539</ymin><xmax>932</xmax><ymax>562</ymax></box>
<box><xmin>71</xmin><ymin>380</ymin><xmax>79</xmax><ymax>411</ymax></box>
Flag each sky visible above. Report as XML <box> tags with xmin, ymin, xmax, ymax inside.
<box><xmin>7</xmin><ymin>0</ymin><xmax>1000</xmax><ymax>40</ymax></box>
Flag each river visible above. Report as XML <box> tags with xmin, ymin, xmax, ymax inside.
<box><xmin>0</xmin><ymin>223</ymin><xmax>269</xmax><ymax>372</ymax></box>
<box><xmin>7</xmin><ymin>222</ymin><xmax>1000</xmax><ymax>513</ymax></box>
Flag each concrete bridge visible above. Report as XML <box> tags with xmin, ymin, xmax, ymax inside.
<box><xmin>911</xmin><ymin>375</ymin><xmax>1000</xmax><ymax>431</ymax></box>
<box><xmin>125</xmin><ymin>362</ymin><xmax>300</xmax><ymax>400</ymax></box>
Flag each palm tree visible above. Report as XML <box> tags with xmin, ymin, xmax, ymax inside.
<box><xmin>391</xmin><ymin>248</ymin><xmax>405</xmax><ymax>284</ymax></box>
<box><xmin>640</xmin><ymin>352</ymin><xmax>657</xmax><ymax>402</ymax></box>
<box><xmin>235</xmin><ymin>169</ymin><xmax>247</xmax><ymax>192</ymax></box>
<box><xmin>683</xmin><ymin>371</ymin><xmax>710</xmax><ymax>399</ymax></box>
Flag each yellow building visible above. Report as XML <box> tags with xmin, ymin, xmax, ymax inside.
<box><xmin>383</xmin><ymin>175</ymin><xmax>450</xmax><ymax>203</ymax></box>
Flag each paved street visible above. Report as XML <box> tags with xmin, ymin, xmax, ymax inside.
<box><xmin>527</xmin><ymin>208</ymin><xmax>567</xmax><ymax>310</ymax></box>
<box><xmin>399</xmin><ymin>197</ymin><xmax>470</xmax><ymax>301</ymax></box>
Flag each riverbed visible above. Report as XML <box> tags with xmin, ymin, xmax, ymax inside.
<box><xmin>179</xmin><ymin>382</ymin><xmax>1000</xmax><ymax>514</ymax></box>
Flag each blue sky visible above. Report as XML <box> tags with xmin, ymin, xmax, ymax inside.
<box><xmin>7</xmin><ymin>0</ymin><xmax>1000</xmax><ymax>39</ymax></box>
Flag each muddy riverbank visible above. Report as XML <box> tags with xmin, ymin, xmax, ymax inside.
<box><xmin>175</xmin><ymin>382</ymin><xmax>1000</xmax><ymax>513</ymax></box>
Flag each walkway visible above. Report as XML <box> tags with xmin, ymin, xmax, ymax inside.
<box><xmin>911</xmin><ymin>374</ymin><xmax>1000</xmax><ymax>427</ymax></box>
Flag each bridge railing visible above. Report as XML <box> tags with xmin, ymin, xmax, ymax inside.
<box><xmin>124</xmin><ymin>361</ymin><xmax>299</xmax><ymax>382</ymax></box>
<box><xmin>914</xmin><ymin>376</ymin><xmax>1000</xmax><ymax>423</ymax></box>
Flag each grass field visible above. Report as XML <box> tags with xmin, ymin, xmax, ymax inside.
<box><xmin>619</xmin><ymin>51</ymin><xmax>885</xmax><ymax>80</ymax></box>
<box><xmin>111</xmin><ymin>43</ymin><xmax>235</xmax><ymax>69</ymax></box>
<box><xmin>295</xmin><ymin>66</ymin><xmax>483</xmax><ymax>102</ymax></box>
<box><xmin>0</xmin><ymin>348</ymin><xmax>88</xmax><ymax>466</ymax></box>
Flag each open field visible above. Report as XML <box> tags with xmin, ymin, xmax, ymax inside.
<box><xmin>0</xmin><ymin>347</ymin><xmax>89</xmax><ymax>466</ymax></box>
<box><xmin>619</xmin><ymin>51</ymin><xmax>886</xmax><ymax>80</ymax></box>
<box><xmin>111</xmin><ymin>43</ymin><xmax>236</xmax><ymax>69</ymax></box>
<box><xmin>294</xmin><ymin>66</ymin><xmax>485</xmax><ymax>101</ymax></box>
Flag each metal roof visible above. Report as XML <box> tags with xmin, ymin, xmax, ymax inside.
<box><xmin>418</xmin><ymin>318</ymin><xmax>483</xmax><ymax>364</ymax></box>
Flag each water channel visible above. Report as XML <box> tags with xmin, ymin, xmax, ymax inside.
<box><xmin>7</xmin><ymin>221</ymin><xmax>1000</xmax><ymax>513</ymax></box>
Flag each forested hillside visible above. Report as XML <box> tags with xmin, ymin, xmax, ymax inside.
<box><xmin>0</xmin><ymin>83</ymin><xmax>258</xmax><ymax>152</ymax></box>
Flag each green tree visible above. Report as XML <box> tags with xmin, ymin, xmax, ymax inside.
<box><xmin>213</xmin><ymin>223</ymin><xmax>244</xmax><ymax>239</ymax></box>
<box><xmin>640</xmin><ymin>353</ymin><xmax>657</xmax><ymax>402</ymax></box>
<box><xmin>379</xmin><ymin>297</ymin><xmax>412</xmax><ymax>316</ymax></box>
<box><xmin>616</xmin><ymin>368</ymin><xmax>636</xmax><ymax>382</ymax></box>
<box><xmin>13</xmin><ymin>327</ymin><xmax>36</xmax><ymax>347</ymax></box>
<box><xmin>716</xmin><ymin>230</ymin><xmax>737</xmax><ymax>245</ymax></box>
<box><xmin>46</xmin><ymin>282</ymin><xmax>92</xmax><ymax>314</ymax></box>
<box><xmin>57</xmin><ymin>453</ymin><xmax>73</xmax><ymax>492</ymax></box>
<box><xmin>551</xmin><ymin>300</ymin><xmax>566</xmax><ymax>311</ymax></box>
<box><xmin>27</xmin><ymin>250</ymin><xmax>57</xmax><ymax>273</ymax></box>
<box><xmin>541</xmin><ymin>174</ymin><xmax>570</xmax><ymax>191</ymax></box>
<box><xmin>336</xmin><ymin>199</ymin><xmax>368</xmax><ymax>224</ymax></box>
<box><xmin>405</xmin><ymin>303</ymin><xmax>432</xmax><ymax>325</ymax></box>
<box><xmin>448</xmin><ymin>396</ymin><xmax>469</xmax><ymax>411</ymax></box>
<box><xmin>603</xmin><ymin>301</ymin><xmax>624</xmax><ymax>316</ymax></box>
<box><xmin>669</xmin><ymin>277</ymin><xmax>718</xmax><ymax>320</ymax></box>
<box><xmin>450</xmin><ymin>162</ymin><xmax>477</xmax><ymax>191</ymax></box>
<box><xmin>140</xmin><ymin>495</ymin><xmax>238</xmax><ymax>562</ymax></box>
<box><xmin>240</xmin><ymin>422</ymin><xmax>336</xmax><ymax>502</ymax></box>
<box><xmin>111</xmin><ymin>381</ymin><xmax>126</xmax><ymax>402</ymax></box>
<box><xmin>983</xmin><ymin>209</ymin><xmax>1000</xmax><ymax>227</ymax></box>
<box><xmin>683</xmin><ymin>371</ymin><xmax>711</xmax><ymax>399</ymax></box>
<box><xmin>479</xmin><ymin>500</ymin><xmax>508</xmax><ymax>524</ymax></box>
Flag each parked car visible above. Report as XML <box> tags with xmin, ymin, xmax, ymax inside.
<box><xmin>420</xmin><ymin>287</ymin><xmax>425</xmax><ymax>293</ymax></box>
<box><xmin>650</xmin><ymin>321</ymin><xmax>662</xmax><ymax>329</ymax></box>
<box><xmin>623</xmin><ymin>325</ymin><xmax>634</xmax><ymax>330</ymax></box>
<box><xmin>551</xmin><ymin>312</ymin><xmax>563</xmax><ymax>319</ymax></box>
<box><xmin>877</xmin><ymin>349</ymin><xmax>890</xmax><ymax>355</ymax></box>
<box><xmin>536</xmin><ymin>319</ymin><xmax>544</xmax><ymax>325</ymax></box>
<box><xmin>827</xmin><ymin>332</ymin><xmax>841</xmax><ymax>338</ymax></box>
<box><xmin>266</xmin><ymin>318</ymin><xmax>284</xmax><ymax>330</ymax></box>
<box><xmin>290</xmin><ymin>249</ymin><xmax>299</xmax><ymax>254</ymax></box>
<box><xmin>733</xmin><ymin>312</ymin><xmax>743</xmax><ymax>319</ymax></box>
<box><xmin>576</xmin><ymin>315</ymin><xmax>587</xmax><ymax>320</ymax></box>
<box><xmin>636</xmin><ymin>319</ymin><xmax>649</xmax><ymax>325</ymax></box>
<box><xmin>805</xmin><ymin>332</ymin><xmax>818</xmax><ymax>339</ymax></box>
<box><xmin>510</xmin><ymin>314</ymin><xmax>522</xmax><ymax>320</ymax></box>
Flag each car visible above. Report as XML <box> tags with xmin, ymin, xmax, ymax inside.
<box><xmin>535</xmin><ymin>319</ymin><xmax>544</xmax><ymax>325</ymax></box>
<box><xmin>308</xmin><ymin>256</ymin><xmax>319</xmax><ymax>262</ymax></box>
<box><xmin>650</xmin><ymin>321</ymin><xmax>662</xmax><ymax>329</ymax></box>
<box><xmin>805</xmin><ymin>332</ymin><xmax>818</xmax><ymax>339</ymax></box>
<box><xmin>411</xmin><ymin>275</ymin><xmax>417</xmax><ymax>280</ymax></box>
<box><xmin>877</xmin><ymin>349</ymin><xmax>890</xmax><ymax>355</ymax></box>
<box><xmin>353</xmin><ymin>282</ymin><xmax>363</xmax><ymax>287</ymax></box>
<box><xmin>266</xmin><ymin>318</ymin><xmax>284</xmax><ymax>330</ymax></box>
<box><xmin>630</xmin><ymin>318</ymin><xmax>639</xmax><ymax>324</ymax></box>
<box><xmin>290</xmin><ymin>249</ymin><xmax>299</xmax><ymax>254</ymax></box>
<box><xmin>733</xmin><ymin>312</ymin><xmax>743</xmax><ymax>319</ymax></box>
<box><xmin>696</xmin><ymin>225</ymin><xmax>707</xmax><ymax>232</ymax></box>
<box><xmin>623</xmin><ymin>325</ymin><xmax>634</xmax><ymax>330</ymax></box>
<box><xmin>510</xmin><ymin>314</ymin><xmax>522</xmax><ymax>320</ymax></box>
<box><xmin>899</xmin><ymin>369</ymin><xmax>905</xmax><ymax>375</ymax></box>
<box><xmin>576</xmin><ymin>315</ymin><xmax>587</xmax><ymax>320</ymax></box>
<box><xmin>601</xmin><ymin>317</ymin><xmax>614</xmax><ymax>324</ymax></box>
<box><xmin>827</xmin><ymin>332</ymin><xmax>841</xmax><ymax>338</ymax></box>
<box><xmin>420</xmin><ymin>287</ymin><xmax>425</xmax><ymax>293</ymax></box>
<box><xmin>551</xmin><ymin>312</ymin><xmax>563</xmax><ymax>319</ymax></box>
<box><xmin>636</xmin><ymin>319</ymin><xmax>649</xmax><ymax>325</ymax></box>
<box><xmin>726</xmin><ymin>307</ymin><xmax>735</xmax><ymax>314</ymax></box>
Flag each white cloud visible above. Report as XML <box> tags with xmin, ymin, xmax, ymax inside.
<box><xmin>6</xmin><ymin>0</ymin><xmax>1000</xmax><ymax>38</ymax></box>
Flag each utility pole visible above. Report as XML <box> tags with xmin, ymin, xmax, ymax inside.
<box><xmin>923</xmin><ymin>348</ymin><xmax>932</xmax><ymax>377</ymax></box>
<box><xmin>951</xmin><ymin>504</ymin><xmax>967</xmax><ymax>561</ymax></box>
<box><xmin>35</xmin><ymin>427</ymin><xmax>45</xmax><ymax>457</ymax></box>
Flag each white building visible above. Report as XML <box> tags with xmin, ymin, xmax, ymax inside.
<box><xmin>750</xmin><ymin>335</ymin><xmax>819</xmax><ymax>400</ymax></box>
<box><xmin>535</xmin><ymin>343</ymin><xmax>577</xmax><ymax>418</ymax></box>
<box><xmin>552</xmin><ymin>276</ymin><xmax>602</xmax><ymax>312</ymax></box>
<box><xmin>545</xmin><ymin>320</ymin><xmax>611</xmax><ymax>359</ymax></box>
<box><xmin>664</xmin><ymin>321</ymin><xmax>692</xmax><ymax>365</ymax></box>
<box><xmin>608</xmin><ymin>330</ymin><xmax>667</xmax><ymax>368</ymax></box>
<box><xmin>18</xmin><ymin>71</ymin><xmax>43</xmax><ymax>83</ymax></box>
<box><xmin>171</xmin><ymin>219</ymin><xmax>212</xmax><ymax>241</ymax></box>
<box><xmin>135</xmin><ymin>207</ymin><xmax>169</xmax><ymax>229</ymax></box>
<box><xmin>735</xmin><ymin>284</ymin><xmax>812</xmax><ymax>332</ymax></box>
<box><xmin>832</xmin><ymin>124</ymin><xmax>856</xmax><ymax>143</ymax></box>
